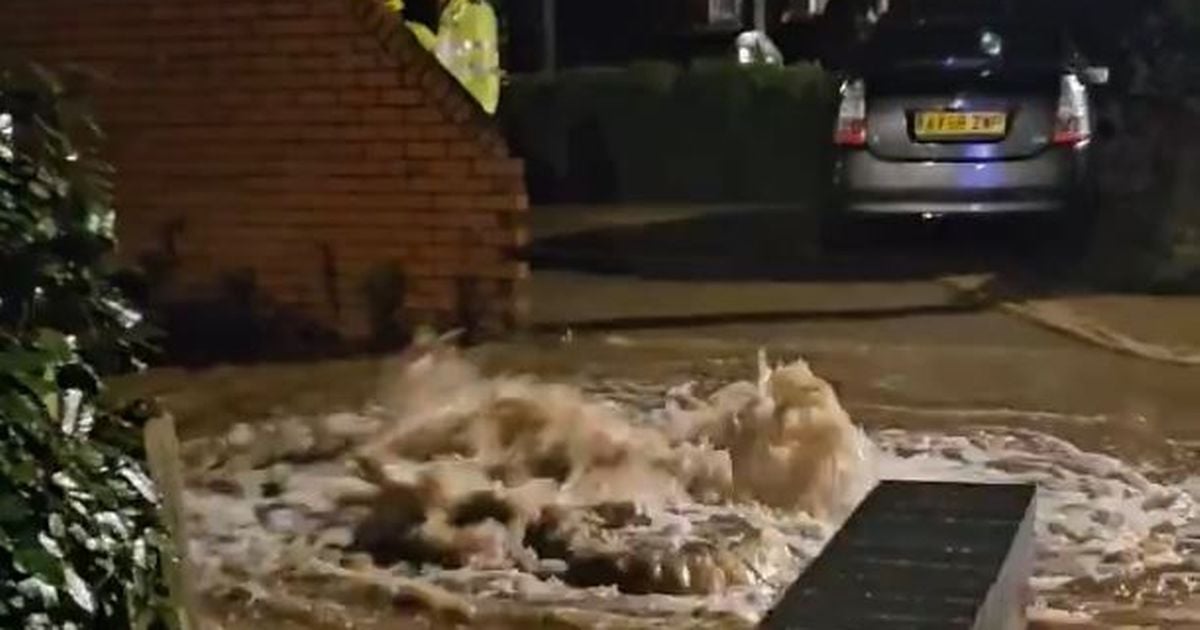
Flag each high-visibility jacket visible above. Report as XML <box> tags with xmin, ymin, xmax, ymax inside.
<box><xmin>408</xmin><ymin>21</ymin><xmax>439</xmax><ymax>51</ymax></box>
<box><xmin>430</xmin><ymin>0</ymin><xmax>501</xmax><ymax>115</ymax></box>
<box><xmin>389</xmin><ymin>0</ymin><xmax>501</xmax><ymax>115</ymax></box>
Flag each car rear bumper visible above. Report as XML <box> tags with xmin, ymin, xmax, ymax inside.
<box><xmin>835</xmin><ymin>145</ymin><xmax>1089</xmax><ymax>215</ymax></box>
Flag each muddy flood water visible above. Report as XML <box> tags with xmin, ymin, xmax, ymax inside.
<box><xmin>174</xmin><ymin>340</ymin><xmax>1200</xmax><ymax>629</ymax></box>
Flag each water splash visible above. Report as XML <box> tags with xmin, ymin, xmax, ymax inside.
<box><xmin>183</xmin><ymin>348</ymin><xmax>1197</xmax><ymax>626</ymax></box>
<box><xmin>346</xmin><ymin>347</ymin><xmax>873</xmax><ymax>598</ymax></box>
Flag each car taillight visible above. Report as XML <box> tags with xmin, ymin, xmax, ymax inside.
<box><xmin>1053</xmin><ymin>74</ymin><xmax>1091</xmax><ymax>146</ymax></box>
<box><xmin>835</xmin><ymin>79</ymin><xmax>867</xmax><ymax>147</ymax></box>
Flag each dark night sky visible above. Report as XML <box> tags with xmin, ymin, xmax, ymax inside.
<box><xmin>496</xmin><ymin>0</ymin><xmax>1164</xmax><ymax>72</ymax></box>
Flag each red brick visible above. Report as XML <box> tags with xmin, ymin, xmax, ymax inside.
<box><xmin>409</xmin><ymin>177</ymin><xmax>464</xmax><ymax>194</ymax></box>
<box><xmin>406</xmin><ymin>142</ymin><xmax>447</xmax><ymax>159</ymax></box>
<box><xmin>358</xmin><ymin>70</ymin><xmax>399</xmax><ymax>88</ymax></box>
<box><xmin>407</xmin><ymin>107</ymin><xmax>444</xmax><ymax>125</ymax></box>
<box><xmin>477</xmin><ymin>193</ymin><xmax>530</xmax><ymax>212</ymax></box>
<box><xmin>296</xmin><ymin>90</ymin><xmax>338</xmax><ymax>106</ymax></box>
<box><xmin>364</xmin><ymin>143</ymin><xmax>408</xmax><ymax>161</ymax></box>
<box><xmin>219</xmin><ymin>3</ymin><xmax>260</xmax><ymax>19</ymax></box>
<box><xmin>334</xmin><ymin>52</ymin><xmax>378</xmax><ymax>72</ymax></box>
<box><xmin>411</xmin><ymin>124</ymin><xmax>461</xmax><ymax>141</ymax></box>
<box><xmin>474</xmin><ymin>228</ymin><xmax>521</xmax><ymax>247</ymax></box>
<box><xmin>413</xmin><ymin>160</ymin><xmax>471</xmax><ymax>178</ymax></box>
<box><xmin>293</xmin><ymin>55</ymin><xmax>337</xmax><ymax>73</ymax></box>
<box><xmin>312</xmin><ymin>70</ymin><xmax>367</xmax><ymax>90</ymax></box>
<box><xmin>84</xmin><ymin>40</ymin><xmax>151</xmax><ymax>59</ymax></box>
<box><xmin>339</xmin><ymin>89</ymin><xmax>379</xmax><ymax>106</ymax></box>
<box><xmin>453</xmin><ymin>212</ymin><xmax>502</xmax><ymax>231</ymax></box>
<box><xmin>270</xmin><ymin>36</ymin><xmax>314</xmax><ymax>55</ymax></box>
<box><xmin>447</xmin><ymin>141</ymin><xmax>482</xmax><ymax>159</ymax></box>
<box><xmin>265</xmin><ymin>1</ymin><xmax>312</xmax><ymax>18</ymax></box>
<box><xmin>360</xmin><ymin>105</ymin><xmax>403</xmax><ymax>122</ymax></box>
<box><xmin>489</xmin><ymin>175</ymin><xmax>527</xmax><ymax>194</ymax></box>
<box><xmin>474</xmin><ymin>158</ymin><xmax>524</xmax><ymax>178</ymax></box>
<box><xmin>311</xmin><ymin>35</ymin><xmax>358</xmax><ymax>56</ymax></box>
<box><xmin>257</xmin><ymin>17</ymin><xmax>328</xmax><ymax>37</ymax></box>
<box><xmin>172</xmin><ymin>39</ymin><xmax>232</xmax><ymax>57</ymax></box>
<box><xmin>378</xmin><ymin>89</ymin><xmax>421</xmax><ymax>106</ymax></box>
<box><xmin>3</xmin><ymin>0</ymin><xmax>527</xmax><ymax>339</ymax></box>
<box><xmin>445</xmin><ymin>177</ymin><xmax>494</xmax><ymax>194</ymax></box>
<box><xmin>150</xmin><ymin>3</ymin><xmax>193</xmax><ymax>20</ymax></box>
<box><xmin>373</xmin><ymin>123</ymin><xmax>415</xmax><ymax>141</ymax></box>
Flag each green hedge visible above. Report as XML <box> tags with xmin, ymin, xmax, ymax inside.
<box><xmin>2</xmin><ymin>65</ymin><xmax>173</xmax><ymax>628</ymax></box>
<box><xmin>1087</xmin><ymin>99</ymin><xmax>1200</xmax><ymax>292</ymax></box>
<box><xmin>500</xmin><ymin>61</ymin><xmax>838</xmax><ymax>204</ymax></box>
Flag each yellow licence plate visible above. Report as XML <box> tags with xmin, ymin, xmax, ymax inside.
<box><xmin>914</xmin><ymin>111</ymin><xmax>1008</xmax><ymax>139</ymax></box>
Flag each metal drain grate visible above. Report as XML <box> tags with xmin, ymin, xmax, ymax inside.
<box><xmin>761</xmin><ymin>481</ymin><xmax>1036</xmax><ymax>630</ymax></box>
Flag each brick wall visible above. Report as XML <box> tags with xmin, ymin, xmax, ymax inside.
<box><xmin>1</xmin><ymin>0</ymin><xmax>529</xmax><ymax>339</ymax></box>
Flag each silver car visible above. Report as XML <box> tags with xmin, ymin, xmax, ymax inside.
<box><xmin>830</xmin><ymin>17</ymin><xmax>1106</xmax><ymax>223</ymax></box>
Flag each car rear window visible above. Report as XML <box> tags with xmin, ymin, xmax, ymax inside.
<box><xmin>866</xmin><ymin>21</ymin><xmax>1065</xmax><ymax>70</ymax></box>
<box><xmin>857</xmin><ymin>20</ymin><xmax>1066</xmax><ymax>93</ymax></box>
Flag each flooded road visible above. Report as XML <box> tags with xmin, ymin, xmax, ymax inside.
<box><xmin>487</xmin><ymin>334</ymin><xmax>1200</xmax><ymax>628</ymax></box>
<box><xmin>161</xmin><ymin>207</ymin><xmax>1200</xmax><ymax>628</ymax></box>
<box><xmin>164</xmin><ymin>321</ymin><xmax>1200</xmax><ymax>629</ymax></box>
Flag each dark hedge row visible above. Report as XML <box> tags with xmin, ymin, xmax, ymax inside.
<box><xmin>500</xmin><ymin>61</ymin><xmax>838</xmax><ymax>205</ymax></box>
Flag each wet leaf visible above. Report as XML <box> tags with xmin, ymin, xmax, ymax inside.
<box><xmin>62</xmin><ymin>566</ymin><xmax>93</xmax><ymax>613</ymax></box>
<box><xmin>25</xmin><ymin>179</ymin><xmax>51</xmax><ymax>200</ymax></box>
<box><xmin>47</xmin><ymin>513</ymin><xmax>64</xmax><ymax>538</ymax></box>
<box><xmin>37</xmin><ymin>531</ymin><xmax>63</xmax><ymax>558</ymax></box>
<box><xmin>16</xmin><ymin>577</ymin><xmax>59</xmax><ymax>608</ymax></box>
<box><xmin>118</xmin><ymin>466</ymin><xmax>157</xmax><ymax>503</ymax></box>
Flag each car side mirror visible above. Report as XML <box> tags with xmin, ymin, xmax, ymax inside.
<box><xmin>1082</xmin><ymin>66</ymin><xmax>1110</xmax><ymax>86</ymax></box>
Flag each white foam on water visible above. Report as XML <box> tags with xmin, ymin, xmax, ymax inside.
<box><xmin>875</xmin><ymin>427</ymin><xmax>1200</xmax><ymax>618</ymax></box>
<box><xmin>183</xmin><ymin>349</ymin><xmax>1200</xmax><ymax>626</ymax></box>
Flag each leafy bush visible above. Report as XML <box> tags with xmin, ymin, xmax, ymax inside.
<box><xmin>500</xmin><ymin>60</ymin><xmax>836</xmax><ymax>204</ymax></box>
<box><xmin>1</xmin><ymin>65</ymin><xmax>173</xmax><ymax>627</ymax></box>
<box><xmin>1084</xmin><ymin>1</ymin><xmax>1200</xmax><ymax>292</ymax></box>
<box><xmin>1091</xmin><ymin>99</ymin><xmax>1200</xmax><ymax>292</ymax></box>
<box><xmin>1168</xmin><ymin>0</ymin><xmax>1200</xmax><ymax>33</ymax></box>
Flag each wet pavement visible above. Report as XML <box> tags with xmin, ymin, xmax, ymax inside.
<box><xmin>526</xmin><ymin>204</ymin><xmax>1200</xmax><ymax>441</ymax></box>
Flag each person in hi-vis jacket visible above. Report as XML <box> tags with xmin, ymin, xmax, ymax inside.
<box><xmin>387</xmin><ymin>0</ymin><xmax>501</xmax><ymax>115</ymax></box>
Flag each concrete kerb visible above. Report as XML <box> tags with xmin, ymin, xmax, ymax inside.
<box><xmin>937</xmin><ymin>275</ymin><xmax>1200</xmax><ymax>367</ymax></box>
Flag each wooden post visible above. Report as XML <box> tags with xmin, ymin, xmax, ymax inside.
<box><xmin>754</xmin><ymin>0</ymin><xmax>766</xmax><ymax>31</ymax></box>
<box><xmin>144</xmin><ymin>414</ymin><xmax>202</xmax><ymax>630</ymax></box>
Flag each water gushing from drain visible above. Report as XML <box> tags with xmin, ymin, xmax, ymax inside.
<box><xmin>184</xmin><ymin>349</ymin><xmax>1198</xmax><ymax>626</ymax></box>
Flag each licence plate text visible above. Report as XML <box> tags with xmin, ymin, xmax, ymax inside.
<box><xmin>914</xmin><ymin>111</ymin><xmax>1008</xmax><ymax>139</ymax></box>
